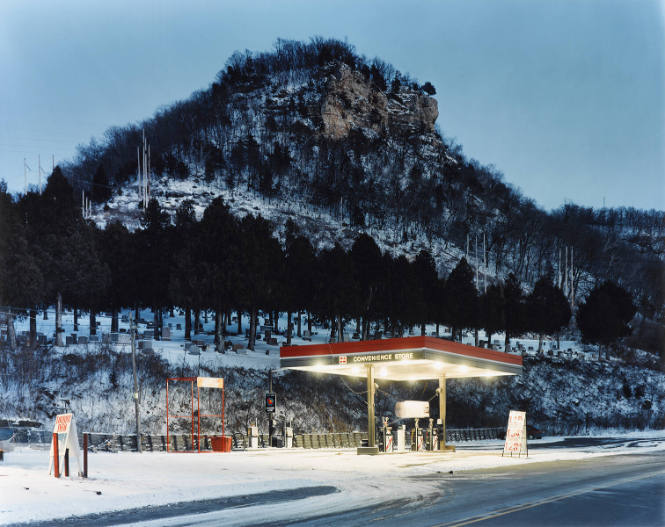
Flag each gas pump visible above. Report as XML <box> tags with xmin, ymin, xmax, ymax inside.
<box><xmin>430</xmin><ymin>418</ymin><xmax>439</xmax><ymax>451</ymax></box>
<box><xmin>396</xmin><ymin>424</ymin><xmax>406</xmax><ymax>452</ymax></box>
<box><xmin>284</xmin><ymin>421</ymin><xmax>293</xmax><ymax>448</ymax></box>
<box><xmin>413</xmin><ymin>418</ymin><xmax>425</xmax><ymax>451</ymax></box>
<box><xmin>381</xmin><ymin>417</ymin><xmax>393</xmax><ymax>453</ymax></box>
<box><xmin>427</xmin><ymin>418</ymin><xmax>435</xmax><ymax>451</ymax></box>
<box><xmin>247</xmin><ymin>424</ymin><xmax>259</xmax><ymax>448</ymax></box>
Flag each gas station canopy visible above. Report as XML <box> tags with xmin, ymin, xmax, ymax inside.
<box><xmin>280</xmin><ymin>336</ymin><xmax>522</xmax><ymax>454</ymax></box>
<box><xmin>280</xmin><ymin>336</ymin><xmax>522</xmax><ymax>381</ymax></box>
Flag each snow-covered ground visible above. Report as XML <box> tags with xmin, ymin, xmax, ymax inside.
<box><xmin>11</xmin><ymin>306</ymin><xmax>590</xmax><ymax>370</ymax></box>
<box><xmin>1</xmin><ymin>432</ymin><xmax>664</xmax><ymax>525</ymax></box>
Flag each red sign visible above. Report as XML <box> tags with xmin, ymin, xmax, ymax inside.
<box><xmin>339</xmin><ymin>355</ymin><xmax>347</xmax><ymax>365</ymax></box>
<box><xmin>55</xmin><ymin>414</ymin><xmax>72</xmax><ymax>433</ymax></box>
<box><xmin>503</xmin><ymin>410</ymin><xmax>527</xmax><ymax>456</ymax></box>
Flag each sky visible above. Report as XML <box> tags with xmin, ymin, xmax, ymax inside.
<box><xmin>0</xmin><ymin>0</ymin><xmax>663</xmax><ymax>212</ymax></box>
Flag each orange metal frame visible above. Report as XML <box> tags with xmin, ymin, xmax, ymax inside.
<box><xmin>166</xmin><ymin>377</ymin><xmax>225</xmax><ymax>453</ymax></box>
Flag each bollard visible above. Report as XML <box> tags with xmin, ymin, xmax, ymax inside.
<box><xmin>53</xmin><ymin>433</ymin><xmax>60</xmax><ymax>478</ymax></box>
<box><xmin>83</xmin><ymin>433</ymin><xmax>88</xmax><ymax>478</ymax></box>
<box><xmin>64</xmin><ymin>449</ymin><xmax>69</xmax><ymax>477</ymax></box>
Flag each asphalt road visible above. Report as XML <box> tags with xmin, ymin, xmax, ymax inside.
<box><xmin>283</xmin><ymin>452</ymin><xmax>665</xmax><ymax>527</ymax></box>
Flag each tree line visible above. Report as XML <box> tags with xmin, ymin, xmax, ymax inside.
<box><xmin>1</xmin><ymin>169</ymin><xmax>636</xmax><ymax>357</ymax></box>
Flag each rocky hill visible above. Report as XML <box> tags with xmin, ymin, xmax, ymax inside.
<box><xmin>65</xmin><ymin>38</ymin><xmax>664</xmax><ymax>332</ymax></box>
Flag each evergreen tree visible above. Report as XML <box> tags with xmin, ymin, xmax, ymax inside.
<box><xmin>350</xmin><ymin>234</ymin><xmax>383</xmax><ymax>340</ymax></box>
<box><xmin>316</xmin><ymin>244</ymin><xmax>354</xmax><ymax>342</ymax></box>
<box><xmin>70</xmin><ymin>223</ymin><xmax>111</xmax><ymax>336</ymax></box>
<box><xmin>577</xmin><ymin>280</ymin><xmax>636</xmax><ymax>358</ymax></box>
<box><xmin>237</xmin><ymin>214</ymin><xmax>281</xmax><ymax>350</ymax></box>
<box><xmin>99</xmin><ymin>221</ymin><xmax>134</xmax><ymax>333</ymax></box>
<box><xmin>526</xmin><ymin>275</ymin><xmax>571</xmax><ymax>352</ymax></box>
<box><xmin>198</xmin><ymin>198</ymin><xmax>240</xmax><ymax>347</ymax></box>
<box><xmin>445</xmin><ymin>258</ymin><xmax>478</xmax><ymax>341</ymax></box>
<box><xmin>503</xmin><ymin>273</ymin><xmax>525</xmax><ymax>351</ymax></box>
<box><xmin>31</xmin><ymin>167</ymin><xmax>80</xmax><ymax>345</ymax></box>
<box><xmin>480</xmin><ymin>284</ymin><xmax>504</xmax><ymax>348</ymax></box>
<box><xmin>137</xmin><ymin>198</ymin><xmax>171</xmax><ymax>339</ymax></box>
<box><xmin>92</xmin><ymin>164</ymin><xmax>112</xmax><ymax>203</ymax></box>
<box><xmin>412</xmin><ymin>250</ymin><xmax>438</xmax><ymax>335</ymax></box>
<box><xmin>283</xmin><ymin>221</ymin><xmax>316</xmax><ymax>341</ymax></box>
<box><xmin>421</xmin><ymin>81</ymin><xmax>436</xmax><ymax>95</ymax></box>
<box><xmin>0</xmin><ymin>184</ymin><xmax>44</xmax><ymax>348</ymax></box>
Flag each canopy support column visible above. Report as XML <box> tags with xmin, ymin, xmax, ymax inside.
<box><xmin>367</xmin><ymin>363</ymin><xmax>375</xmax><ymax>447</ymax></box>
<box><xmin>358</xmin><ymin>364</ymin><xmax>378</xmax><ymax>455</ymax></box>
<box><xmin>439</xmin><ymin>373</ymin><xmax>455</xmax><ymax>451</ymax></box>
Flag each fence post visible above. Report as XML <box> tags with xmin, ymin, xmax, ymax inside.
<box><xmin>53</xmin><ymin>433</ymin><xmax>60</xmax><ymax>478</ymax></box>
<box><xmin>83</xmin><ymin>433</ymin><xmax>88</xmax><ymax>478</ymax></box>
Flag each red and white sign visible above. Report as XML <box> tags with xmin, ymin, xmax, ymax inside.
<box><xmin>54</xmin><ymin>414</ymin><xmax>72</xmax><ymax>433</ymax></box>
<box><xmin>338</xmin><ymin>355</ymin><xmax>347</xmax><ymax>365</ymax></box>
<box><xmin>502</xmin><ymin>410</ymin><xmax>528</xmax><ymax>457</ymax></box>
<box><xmin>49</xmin><ymin>413</ymin><xmax>83</xmax><ymax>476</ymax></box>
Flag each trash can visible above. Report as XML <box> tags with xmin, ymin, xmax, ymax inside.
<box><xmin>210</xmin><ymin>436</ymin><xmax>232</xmax><ymax>452</ymax></box>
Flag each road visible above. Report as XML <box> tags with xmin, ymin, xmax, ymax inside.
<box><xmin>283</xmin><ymin>452</ymin><xmax>665</xmax><ymax>527</ymax></box>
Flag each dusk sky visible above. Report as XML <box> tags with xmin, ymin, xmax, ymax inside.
<box><xmin>1</xmin><ymin>0</ymin><xmax>663</xmax><ymax>211</ymax></box>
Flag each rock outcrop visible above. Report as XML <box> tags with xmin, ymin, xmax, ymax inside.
<box><xmin>321</xmin><ymin>64</ymin><xmax>438</xmax><ymax>140</ymax></box>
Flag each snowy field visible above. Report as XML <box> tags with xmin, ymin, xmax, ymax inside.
<box><xmin>1</xmin><ymin>432</ymin><xmax>664</xmax><ymax>525</ymax></box>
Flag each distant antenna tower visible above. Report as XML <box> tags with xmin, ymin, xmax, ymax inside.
<box><xmin>475</xmin><ymin>234</ymin><xmax>479</xmax><ymax>291</ymax></box>
<box><xmin>563</xmin><ymin>246</ymin><xmax>569</xmax><ymax>297</ymax></box>
<box><xmin>23</xmin><ymin>158</ymin><xmax>32</xmax><ymax>192</ymax></box>
<box><xmin>137</xmin><ymin>130</ymin><xmax>151</xmax><ymax>208</ymax></box>
<box><xmin>81</xmin><ymin>190</ymin><xmax>91</xmax><ymax>220</ymax></box>
<box><xmin>482</xmin><ymin>232</ymin><xmax>487</xmax><ymax>293</ymax></box>
<box><xmin>569</xmin><ymin>246</ymin><xmax>575</xmax><ymax>308</ymax></box>
<box><xmin>38</xmin><ymin>155</ymin><xmax>48</xmax><ymax>193</ymax></box>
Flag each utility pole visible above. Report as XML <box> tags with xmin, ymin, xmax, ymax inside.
<box><xmin>130</xmin><ymin>313</ymin><xmax>142</xmax><ymax>453</ymax></box>
<box><xmin>268</xmin><ymin>369</ymin><xmax>274</xmax><ymax>447</ymax></box>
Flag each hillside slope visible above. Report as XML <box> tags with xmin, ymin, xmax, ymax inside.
<box><xmin>68</xmin><ymin>38</ymin><xmax>664</xmax><ymax>313</ymax></box>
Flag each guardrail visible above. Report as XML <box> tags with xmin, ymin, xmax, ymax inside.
<box><xmin>7</xmin><ymin>427</ymin><xmax>505</xmax><ymax>451</ymax></box>
<box><xmin>446</xmin><ymin>427</ymin><xmax>504</xmax><ymax>441</ymax></box>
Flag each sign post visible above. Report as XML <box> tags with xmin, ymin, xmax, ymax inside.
<box><xmin>502</xmin><ymin>410</ymin><xmax>528</xmax><ymax>457</ymax></box>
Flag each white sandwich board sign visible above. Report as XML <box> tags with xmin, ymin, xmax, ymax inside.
<box><xmin>502</xmin><ymin>410</ymin><xmax>528</xmax><ymax>457</ymax></box>
<box><xmin>48</xmin><ymin>413</ymin><xmax>83</xmax><ymax>476</ymax></box>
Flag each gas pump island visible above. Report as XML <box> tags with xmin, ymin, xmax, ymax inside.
<box><xmin>280</xmin><ymin>336</ymin><xmax>522</xmax><ymax>455</ymax></box>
